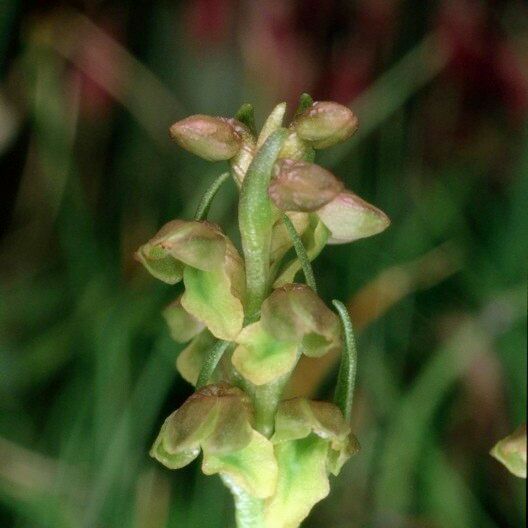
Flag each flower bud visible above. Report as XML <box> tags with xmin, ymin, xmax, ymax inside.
<box><xmin>317</xmin><ymin>191</ymin><xmax>390</xmax><ymax>244</ymax></box>
<box><xmin>269</xmin><ymin>159</ymin><xmax>344</xmax><ymax>212</ymax></box>
<box><xmin>170</xmin><ymin>115</ymin><xmax>242</xmax><ymax>161</ymax></box>
<box><xmin>491</xmin><ymin>424</ymin><xmax>527</xmax><ymax>478</ymax></box>
<box><xmin>293</xmin><ymin>102</ymin><xmax>358</xmax><ymax>149</ymax></box>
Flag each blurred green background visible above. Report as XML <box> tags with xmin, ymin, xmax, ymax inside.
<box><xmin>0</xmin><ymin>1</ymin><xmax>526</xmax><ymax>527</ymax></box>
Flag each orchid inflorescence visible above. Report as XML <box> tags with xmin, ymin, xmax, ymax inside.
<box><xmin>136</xmin><ymin>94</ymin><xmax>390</xmax><ymax>528</ymax></box>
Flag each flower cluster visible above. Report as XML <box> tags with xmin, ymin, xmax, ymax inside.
<box><xmin>137</xmin><ymin>95</ymin><xmax>389</xmax><ymax>527</ymax></box>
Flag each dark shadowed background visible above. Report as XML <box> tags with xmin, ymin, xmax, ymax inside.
<box><xmin>0</xmin><ymin>1</ymin><xmax>527</xmax><ymax>527</ymax></box>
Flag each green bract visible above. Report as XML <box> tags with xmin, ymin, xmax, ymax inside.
<box><xmin>151</xmin><ymin>384</ymin><xmax>278</xmax><ymax>498</ymax></box>
<box><xmin>141</xmin><ymin>95</ymin><xmax>389</xmax><ymax>528</ymax></box>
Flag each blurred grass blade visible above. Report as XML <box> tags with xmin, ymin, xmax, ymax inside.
<box><xmin>322</xmin><ymin>32</ymin><xmax>451</xmax><ymax>167</ymax></box>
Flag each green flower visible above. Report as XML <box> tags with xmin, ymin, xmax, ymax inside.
<box><xmin>136</xmin><ymin>220</ymin><xmax>245</xmax><ymax>340</ymax></box>
<box><xmin>264</xmin><ymin>398</ymin><xmax>359</xmax><ymax>528</ymax></box>
<box><xmin>491</xmin><ymin>424</ymin><xmax>527</xmax><ymax>478</ymax></box>
<box><xmin>151</xmin><ymin>384</ymin><xmax>278</xmax><ymax>498</ymax></box>
<box><xmin>232</xmin><ymin>284</ymin><xmax>341</xmax><ymax>385</ymax></box>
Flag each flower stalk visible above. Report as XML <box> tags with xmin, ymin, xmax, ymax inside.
<box><xmin>137</xmin><ymin>95</ymin><xmax>390</xmax><ymax>528</ymax></box>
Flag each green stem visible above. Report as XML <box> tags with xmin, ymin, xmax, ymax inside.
<box><xmin>196</xmin><ymin>340</ymin><xmax>231</xmax><ymax>389</ymax></box>
<box><xmin>222</xmin><ymin>476</ymin><xmax>265</xmax><ymax>528</ymax></box>
<box><xmin>250</xmin><ymin>370</ymin><xmax>293</xmax><ymax>438</ymax></box>
<box><xmin>194</xmin><ymin>171</ymin><xmax>230</xmax><ymax>221</ymax></box>
<box><xmin>239</xmin><ymin>128</ymin><xmax>288</xmax><ymax>317</ymax></box>
<box><xmin>332</xmin><ymin>300</ymin><xmax>358</xmax><ymax>423</ymax></box>
<box><xmin>282</xmin><ymin>213</ymin><xmax>317</xmax><ymax>292</ymax></box>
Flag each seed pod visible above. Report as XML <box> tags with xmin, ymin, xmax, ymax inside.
<box><xmin>170</xmin><ymin>115</ymin><xmax>242</xmax><ymax>161</ymax></box>
<box><xmin>317</xmin><ymin>191</ymin><xmax>390</xmax><ymax>244</ymax></box>
<box><xmin>270</xmin><ymin>159</ymin><xmax>344</xmax><ymax>212</ymax></box>
<box><xmin>293</xmin><ymin>102</ymin><xmax>358</xmax><ymax>149</ymax></box>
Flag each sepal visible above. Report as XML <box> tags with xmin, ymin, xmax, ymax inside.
<box><xmin>269</xmin><ymin>159</ymin><xmax>344</xmax><ymax>212</ymax></box>
<box><xmin>317</xmin><ymin>190</ymin><xmax>390</xmax><ymax>244</ymax></box>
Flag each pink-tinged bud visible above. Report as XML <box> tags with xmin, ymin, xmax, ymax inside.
<box><xmin>317</xmin><ymin>191</ymin><xmax>390</xmax><ymax>244</ymax></box>
<box><xmin>293</xmin><ymin>102</ymin><xmax>358</xmax><ymax>149</ymax></box>
<box><xmin>170</xmin><ymin>115</ymin><xmax>242</xmax><ymax>161</ymax></box>
<box><xmin>270</xmin><ymin>159</ymin><xmax>344</xmax><ymax>212</ymax></box>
